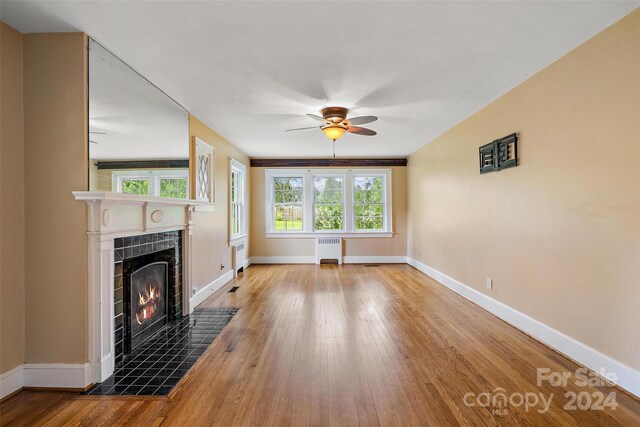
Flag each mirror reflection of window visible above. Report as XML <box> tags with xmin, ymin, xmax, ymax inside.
<box><xmin>88</xmin><ymin>38</ymin><xmax>189</xmax><ymax>198</ymax></box>
<box><xmin>121</xmin><ymin>179</ymin><xmax>149</xmax><ymax>195</ymax></box>
<box><xmin>160</xmin><ymin>178</ymin><xmax>188</xmax><ymax>199</ymax></box>
<box><xmin>112</xmin><ymin>170</ymin><xmax>189</xmax><ymax>199</ymax></box>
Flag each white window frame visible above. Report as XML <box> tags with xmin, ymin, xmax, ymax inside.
<box><xmin>112</xmin><ymin>169</ymin><xmax>190</xmax><ymax>198</ymax></box>
<box><xmin>265</xmin><ymin>168</ymin><xmax>392</xmax><ymax>238</ymax></box>
<box><xmin>229</xmin><ymin>158</ymin><xmax>247</xmax><ymax>243</ymax></box>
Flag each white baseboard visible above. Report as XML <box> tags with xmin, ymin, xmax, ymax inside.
<box><xmin>190</xmin><ymin>270</ymin><xmax>234</xmax><ymax>309</ymax></box>
<box><xmin>99</xmin><ymin>352</ymin><xmax>114</xmax><ymax>382</ymax></box>
<box><xmin>249</xmin><ymin>256</ymin><xmax>315</xmax><ymax>264</ymax></box>
<box><xmin>343</xmin><ymin>256</ymin><xmax>408</xmax><ymax>264</ymax></box>
<box><xmin>0</xmin><ymin>365</ymin><xmax>24</xmax><ymax>399</ymax></box>
<box><xmin>1</xmin><ymin>362</ymin><xmax>94</xmax><ymax>397</ymax></box>
<box><xmin>406</xmin><ymin>257</ymin><xmax>640</xmax><ymax>398</ymax></box>
<box><xmin>24</xmin><ymin>363</ymin><xmax>93</xmax><ymax>389</ymax></box>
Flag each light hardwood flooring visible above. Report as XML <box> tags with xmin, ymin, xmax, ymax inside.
<box><xmin>1</xmin><ymin>264</ymin><xmax>639</xmax><ymax>426</ymax></box>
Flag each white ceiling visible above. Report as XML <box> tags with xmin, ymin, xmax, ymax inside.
<box><xmin>2</xmin><ymin>1</ymin><xmax>638</xmax><ymax>158</ymax></box>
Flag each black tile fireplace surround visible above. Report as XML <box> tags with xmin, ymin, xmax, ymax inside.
<box><xmin>114</xmin><ymin>231</ymin><xmax>183</xmax><ymax>366</ymax></box>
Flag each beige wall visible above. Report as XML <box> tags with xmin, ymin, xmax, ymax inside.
<box><xmin>23</xmin><ymin>33</ymin><xmax>89</xmax><ymax>364</ymax></box>
<box><xmin>1</xmin><ymin>22</ymin><xmax>25</xmax><ymax>374</ymax></box>
<box><xmin>189</xmin><ymin>115</ymin><xmax>250</xmax><ymax>289</ymax></box>
<box><xmin>408</xmin><ymin>10</ymin><xmax>640</xmax><ymax>370</ymax></box>
<box><xmin>250</xmin><ymin>166</ymin><xmax>407</xmax><ymax>258</ymax></box>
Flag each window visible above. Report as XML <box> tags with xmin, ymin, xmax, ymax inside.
<box><xmin>230</xmin><ymin>158</ymin><xmax>247</xmax><ymax>240</ymax></box>
<box><xmin>113</xmin><ymin>170</ymin><xmax>189</xmax><ymax>198</ymax></box>
<box><xmin>354</xmin><ymin>176</ymin><xmax>384</xmax><ymax>231</ymax></box>
<box><xmin>314</xmin><ymin>176</ymin><xmax>344</xmax><ymax>231</ymax></box>
<box><xmin>265</xmin><ymin>169</ymin><xmax>392</xmax><ymax>237</ymax></box>
<box><xmin>273</xmin><ymin>177</ymin><xmax>303</xmax><ymax>231</ymax></box>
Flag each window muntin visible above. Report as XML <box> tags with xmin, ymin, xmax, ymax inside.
<box><xmin>353</xmin><ymin>176</ymin><xmax>384</xmax><ymax>231</ymax></box>
<box><xmin>273</xmin><ymin>177</ymin><xmax>303</xmax><ymax>231</ymax></box>
<box><xmin>314</xmin><ymin>176</ymin><xmax>344</xmax><ymax>231</ymax></box>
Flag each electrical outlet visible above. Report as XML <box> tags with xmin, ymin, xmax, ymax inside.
<box><xmin>220</xmin><ymin>262</ymin><xmax>225</xmax><ymax>270</ymax></box>
<box><xmin>486</xmin><ymin>278</ymin><xmax>493</xmax><ymax>290</ymax></box>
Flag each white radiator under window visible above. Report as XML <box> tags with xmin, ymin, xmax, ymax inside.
<box><xmin>232</xmin><ymin>242</ymin><xmax>247</xmax><ymax>277</ymax></box>
<box><xmin>315</xmin><ymin>238</ymin><xmax>343</xmax><ymax>265</ymax></box>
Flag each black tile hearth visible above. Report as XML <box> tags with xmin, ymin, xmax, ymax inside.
<box><xmin>84</xmin><ymin>307</ymin><xmax>238</xmax><ymax>396</ymax></box>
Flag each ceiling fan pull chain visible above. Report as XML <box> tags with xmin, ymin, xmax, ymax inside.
<box><xmin>333</xmin><ymin>141</ymin><xmax>336</xmax><ymax>158</ymax></box>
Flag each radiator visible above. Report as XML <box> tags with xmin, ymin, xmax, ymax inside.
<box><xmin>315</xmin><ymin>238</ymin><xmax>343</xmax><ymax>265</ymax></box>
<box><xmin>232</xmin><ymin>242</ymin><xmax>247</xmax><ymax>277</ymax></box>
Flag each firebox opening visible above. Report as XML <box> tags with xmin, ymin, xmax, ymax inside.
<box><xmin>130</xmin><ymin>261</ymin><xmax>168</xmax><ymax>347</ymax></box>
<box><xmin>122</xmin><ymin>246</ymin><xmax>179</xmax><ymax>356</ymax></box>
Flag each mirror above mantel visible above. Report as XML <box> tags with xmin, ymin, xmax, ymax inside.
<box><xmin>88</xmin><ymin>38</ymin><xmax>193</xmax><ymax>200</ymax></box>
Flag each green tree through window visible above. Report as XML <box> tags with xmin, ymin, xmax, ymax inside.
<box><xmin>314</xmin><ymin>176</ymin><xmax>343</xmax><ymax>230</ymax></box>
<box><xmin>273</xmin><ymin>177</ymin><xmax>303</xmax><ymax>231</ymax></box>
<box><xmin>121</xmin><ymin>179</ymin><xmax>149</xmax><ymax>195</ymax></box>
<box><xmin>160</xmin><ymin>178</ymin><xmax>187</xmax><ymax>198</ymax></box>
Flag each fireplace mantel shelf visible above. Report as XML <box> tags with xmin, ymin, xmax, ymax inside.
<box><xmin>73</xmin><ymin>191</ymin><xmax>212</xmax><ymax>208</ymax></box>
<box><xmin>73</xmin><ymin>191</ymin><xmax>210</xmax><ymax>235</ymax></box>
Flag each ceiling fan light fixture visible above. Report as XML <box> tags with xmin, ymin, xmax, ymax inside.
<box><xmin>322</xmin><ymin>124</ymin><xmax>347</xmax><ymax>142</ymax></box>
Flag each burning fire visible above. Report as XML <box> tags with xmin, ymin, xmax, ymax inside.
<box><xmin>135</xmin><ymin>283</ymin><xmax>161</xmax><ymax>325</ymax></box>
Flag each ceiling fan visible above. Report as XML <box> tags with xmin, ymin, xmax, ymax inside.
<box><xmin>285</xmin><ymin>106</ymin><xmax>378</xmax><ymax>144</ymax></box>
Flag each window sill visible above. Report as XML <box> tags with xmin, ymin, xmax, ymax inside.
<box><xmin>229</xmin><ymin>234</ymin><xmax>247</xmax><ymax>245</ymax></box>
<box><xmin>266</xmin><ymin>232</ymin><xmax>393</xmax><ymax>239</ymax></box>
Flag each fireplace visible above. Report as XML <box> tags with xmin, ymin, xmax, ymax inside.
<box><xmin>114</xmin><ymin>231</ymin><xmax>184</xmax><ymax>363</ymax></box>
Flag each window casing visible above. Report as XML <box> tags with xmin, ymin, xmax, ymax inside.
<box><xmin>265</xmin><ymin>169</ymin><xmax>392</xmax><ymax>237</ymax></box>
<box><xmin>113</xmin><ymin>170</ymin><xmax>189</xmax><ymax>198</ymax></box>
<box><xmin>229</xmin><ymin>158</ymin><xmax>247</xmax><ymax>241</ymax></box>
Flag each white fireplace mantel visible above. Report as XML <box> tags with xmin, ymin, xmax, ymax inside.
<box><xmin>73</xmin><ymin>191</ymin><xmax>211</xmax><ymax>384</ymax></box>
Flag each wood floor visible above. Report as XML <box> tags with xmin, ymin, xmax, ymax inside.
<box><xmin>1</xmin><ymin>264</ymin><xmax>639</xmax><ymax>426</ymax></box>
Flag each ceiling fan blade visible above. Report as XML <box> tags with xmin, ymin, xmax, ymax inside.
<box><xmin>284</xmin><ymin>126</ymin><xmax>321</xmax><ymax>132</ymax></box>
<box><xmin>346</xmin><ymin>116</ymin><xmax>377</xmax><ymax>126</ymax></box>
<box><xmin>306</xmin><ymin>114</ymin><xmax>327</xmax><ymax>122</ymax></box>
<box><xmin>347</xmin><ymin>126</ymin><xmax>377</xmax><ymax>136</ymax></box>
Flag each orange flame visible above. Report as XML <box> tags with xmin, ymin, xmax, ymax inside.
<box><xmin>135</xmin><ymin>283</ymin><xmax>161</xmax><ymax>325</ymax></box>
